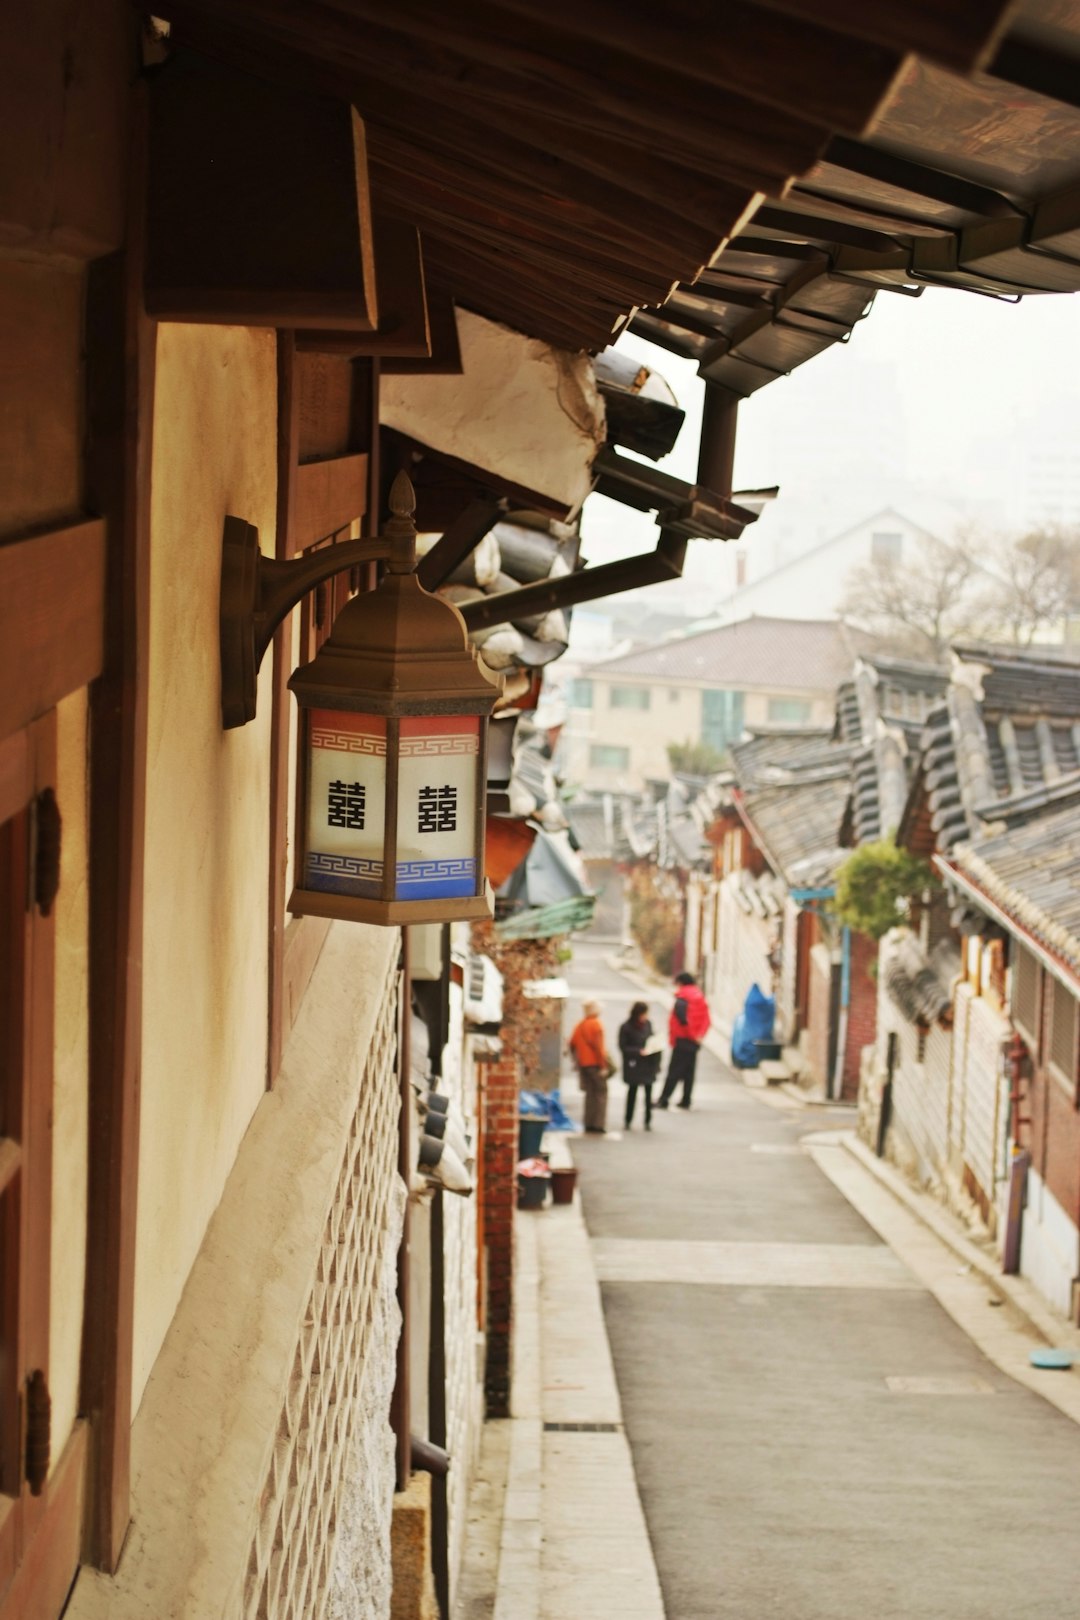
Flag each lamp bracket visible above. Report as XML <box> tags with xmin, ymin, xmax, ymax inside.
<box><xmin>220</xmin><ymin>520</ymin><xmax>392</xmax><ymax>728</ymax></box>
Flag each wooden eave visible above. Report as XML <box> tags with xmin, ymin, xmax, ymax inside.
<box><xmin>161</xmin><ymin>0</ymin><xmax>1015</xmax><ymax>353</ymax></box>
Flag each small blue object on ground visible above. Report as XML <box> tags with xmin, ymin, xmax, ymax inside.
<box><xmin>731</xmin><ymin>984</ymin><xmax>776</xmax><ymax>1068</ymax></box>
<box><xmin>1029</xmin><ymin>1348</ymin><xmax>1076</xmax><ymax>1370</ymax></box>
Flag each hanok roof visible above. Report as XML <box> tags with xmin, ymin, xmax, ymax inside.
<box><xmin>835</xmin><ymin>654</ymin><xmax>948</xmax><ymax>845</ymax></box>
<box><xmin>902</xmin><ymin>643</ymin><xmax>1080</xmax><ymax>856</ymax></box>
<box><xmin>589</xmin><ymin>616</ymin><xmax>871</xmax><ymax>690</ymax></box>
<box><xmin>633</xmin><ymin>8</ymin><xmax>1080</xmax><ymax>397</ymax></box>
<box><xmin>167</xmin><ymin>2</ymin><xmax>1017</xmax><ymax>355</ymax></box>
<box><xmin>950</xmin><ymin>788</ymin><xmax>1080</xmax><ymax>979</ymax></box>
<box><xmin>731</xmin><ymin>728</ymin><xmax>857</xmax><ymax>887</ymax></box>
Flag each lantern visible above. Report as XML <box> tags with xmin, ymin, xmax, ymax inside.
<box><xmin>288</xmin><ymin>472</ymin><xmax>500</xmax><ymax>926</ymax></box>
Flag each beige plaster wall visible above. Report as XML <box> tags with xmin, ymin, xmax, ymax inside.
<box><xmin>380</xmin><ymin>309</ymin><xmax>604</xmax><ymax>514</ymax></box>
<box><xmin>134</xmin><ymin>323</ymin><xmax>277</xmax><ymax>1414</ymax></box>
<box><xmin>50</xmin><ymin>686</ymin><xmax>90</xmax><ymax>1466</ymax></box>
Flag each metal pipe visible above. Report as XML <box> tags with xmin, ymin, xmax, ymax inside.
<box><xmin>829</xmin><ymin>925</ymin><xmax>851</xmax><ymax>1102</ymax></box>
<box><xmin>698</xmin><ymin>385</ymin><xmax>738</xmax><ymax>497</ymax></box>
<box><xmin>429</xmin><ymin>1187</ymin><xmax>450</xmax><ymax>1617</ymax></box>
<box><xmin>460</xmin><ymin>530</ymin><xmax>686</xmax><ymax>630</ymax></box>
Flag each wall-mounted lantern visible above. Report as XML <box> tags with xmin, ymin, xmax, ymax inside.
<box><xmin>287</xmin><ymin>472</ymin><xmax>500</xmax><ymax>926</ymax></box>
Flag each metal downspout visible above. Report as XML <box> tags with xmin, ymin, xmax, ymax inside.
<box><xmin>830</xmin><ymin>925</ymin><xmax>852</xmax><ymax>1102</ymax></box>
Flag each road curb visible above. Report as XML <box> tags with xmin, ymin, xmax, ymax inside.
<box><xmin>839</xmin><ymin>1129</ymin><xmax>1080</xmax><ymax>1360</ymax></box>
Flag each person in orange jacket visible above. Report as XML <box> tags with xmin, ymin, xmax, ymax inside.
<box><xmin>568</xmin><ymin>999</ymin><xmax>611</xmax><ymax>1133</ymax></box>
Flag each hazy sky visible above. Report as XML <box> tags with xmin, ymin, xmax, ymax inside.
<box><xmin>580</xmin><ymin>283</ymin><xmax>1080</xmax><ymax>602</ymax></box>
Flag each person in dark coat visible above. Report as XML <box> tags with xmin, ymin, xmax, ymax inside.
<box><xmin>618</xmin><ymin>1001</ymin><xmax>661</xmax><ymax>1130</ymax></box>
<box><xmin>656</xmin><ymin>972</ymin><xmax>712</xmax><ymax>1111</ymax></box>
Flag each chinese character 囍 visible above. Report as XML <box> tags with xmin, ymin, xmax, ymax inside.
<box><xmin>418</xmin><ymin>783</ymin><xmax>457</xmax><ymax>834</ymax></box>
<box><xmin>328</xmin><ymin>780</ymin><xmax>365</xmax><ymax>830</ymax></box>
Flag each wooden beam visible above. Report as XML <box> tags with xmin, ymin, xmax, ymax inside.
<box><xmin>747</xmin><ymin>0</ymin><xmax>1014</xmax><ymax>73</ymax></box>
<box><xmin>416</xmin><ymin>500</ymin><xmax>506</xmax><ymax>593</ymax></box>
<box><xmin>294</xmin><ymin>452</ymin><xmax>370</xmax><ymax>550</ymax></box>
<box><xmin>0</xmin><ymin>732</ymin><xmax>30</xmax><ymax>830</ymax></box>
<box><xmin>382</xmin><ymin>288</ymin><xmax>463</xmax><ymax>376</ymax></box>
<box><xmin>0</xmin><ymin>1424</ymin><xmax>87</xmax><ymax>1620</ymax></box>
<box><xmin>350</xmin><ymin>81</ymin><xmax>731</xmax><ymax>267</ymax></box>
<box><xmin>145</xmin><ymin>48</ymin><xmax>378</xmax><ymax>328</ymax></box>
<box><xmin>81</xmin><ymin>105</ymin><xmax>155</xmax><ymax>1568</ymax></box>
<box><xmin>293</xmin><ymin>216</ymin><xmax>432</xmax><ymax>358</ymax></box>
<box><xmin>479</xmin><ymin>0</ymin><xmax>900</xmax><ymax>129</ymax></box>
<box><xmin>0</xmin><ymin>519</ymin><xmax>105</xmax><ymax>745</ymax></box>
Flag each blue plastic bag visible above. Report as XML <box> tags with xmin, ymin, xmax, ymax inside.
<box><xmin>545</xmin><ymin>1088</ymin><xmax>581</xmax><ymax>1133</ymax></box>
<box><xmin>731</xmin><ymin>984</ymin><xmax>775</xmax><ymax>1068</ymax></box>
<box><xmin>518</xmin><ymin>1089</ymin><xmax>550</xmax><ymax>1117</ymax></box>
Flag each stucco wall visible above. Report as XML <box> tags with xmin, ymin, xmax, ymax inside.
<box><xmin>380</xmin><ymin>309</ymin><xmax>604</xmax><ymax>515</ymax></box>
<box><xmin>50</xmin><ymin>686</ymin><xmax>90</xmax><ymax>1464</ymax></box>
<box><xmin>134</xmin><ymin>322</ymin><xmax>278</xmax><ymax>1413</ymax></box>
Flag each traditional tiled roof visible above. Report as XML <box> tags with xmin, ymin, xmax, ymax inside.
<box><xmin>903</xmin><ymin>644</ymin><xmax>1080</xmax><ymax>856</ymax></box>
<box><xmin>950</xmin><ymin>788</ymin><xmax>1080</xmax><ymax>979</ymax></box>
<box><xmin>731</xmin><ymin>728</ymin><xmax>856</xmax><ymax>887</ymax></box>
<box><xmin>590</xmin><ymin>616</ymin><xmax>871</xmax><ymax>691</ymax></box>
<box><xmin>836</xmin><ymin>655</ymin><xmax>947</xmax><ymax>845</ymax></box>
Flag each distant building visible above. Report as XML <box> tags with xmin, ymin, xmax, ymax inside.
<box><xmin>712</xmin><ymin>508</ymin><xmax>947</xmax><ymax>626</ymax></box>
<box><xmin>562</xmin><ymin>616</ymin><xmax>869</xmax><ymax>790</ymax></box>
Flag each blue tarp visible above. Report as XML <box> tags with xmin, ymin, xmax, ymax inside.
<box><xmin>730</xmin><ymin>983</ymin><xmax>775</xmax><ymax>1068</ymax></box>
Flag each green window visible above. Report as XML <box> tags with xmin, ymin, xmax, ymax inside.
<box><xmin>609</xmin><ymin>685</ymin><xmax>651</xmax><ymax>711</ymax></box>
<box><xmin>767</xmin><ymin>696</ymin><xmax>812</xmax><ymax>724</ymax></box>
<box><xmin>590</xmin><ymin>744</ymin><xmax>630</xmax><ymax>769</ymax></box>
<box><xmin>568</xmin><ymin>678</ymin><xmax>593</xmax><ymax>709</ymax></box>
<box><xmin>701</xmin><ymin>688</ymin><xmax>744</xmax><ymax>753</ymax></box>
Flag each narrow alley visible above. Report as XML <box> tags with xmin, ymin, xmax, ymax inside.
<box><xmin>562</xmin><ymin>938</ymin><xmax>1080</xmax><ymax>1620</ymax></box>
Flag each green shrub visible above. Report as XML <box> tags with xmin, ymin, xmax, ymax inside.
<box><xmin>833</xmin><ymin>840</ymin><xmax>936</xmax><ymax>941</ymax></box>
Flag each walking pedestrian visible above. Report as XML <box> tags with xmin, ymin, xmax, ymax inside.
<box><xmin>568</xmin><ymin>999</ymin><xmax>612</xmax><ymax>1133</ymax></box>
<box><xmin>618</xmin><ymin>1001</ymin><xmax>662</xmax><ymax>1130</ymax></box>
<box><xmin>655</xmin><ymin>971</ymin><xmax>711</xmax><ymax>1110</ymax></box>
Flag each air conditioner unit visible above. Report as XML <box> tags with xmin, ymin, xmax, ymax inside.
<box><xmin>463</xmin><ymin>953</ymin><xmax>504</xmax><ymax>1026</ymax></box>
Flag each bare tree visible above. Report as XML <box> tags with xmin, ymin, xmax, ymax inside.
<box><xmin>838</xmin><ymin>531</ymin><xmax>985</xmax><ymax>661</ymax></box>
<box><xmin>982</xmin><ymin>525</ymin><xmax>1080</xmax><ymax>646</ymax></box>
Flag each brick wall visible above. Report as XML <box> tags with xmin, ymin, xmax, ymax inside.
<box><xmin>842</xmin><ymin>931</ymin><xmax>878</xmax><ymax>1100</ymax></box>
<box><xmin>477</xmin><ymin>1050</ymin><xmax>520</xmax><ymax>1417</ymax></box>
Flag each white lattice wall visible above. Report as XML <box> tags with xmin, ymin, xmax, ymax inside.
<box><xmin>877</xmin><ymin>933</ymin><xmax>952</xmax><ymax>1183</ymax></box>
<box><xmin>246</xmin><ymin>951</ymin><xmax>403</xmax><ymax>1620</ymax></box>
<box><xmin>66</xmin><ymin>925</ymin><xmax>407</xmax><ymax>1620</ymax></box>
<box><xmin>440</xmin><ymin>971</ymin><xmax>483</xmax><ymax>1607</ymax></box>
<box><xmin>953</xmin><ymin>982</ymin><xmax>1008</xmax><ymax>1209</ymax></box>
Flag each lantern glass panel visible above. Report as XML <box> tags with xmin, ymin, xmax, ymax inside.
<box><xmin>304</xmin><ymin>708</ymin><xmax>387</xmax><ymax>898</ymax></box>
<box><xmin>395</xmin><ymin>715</ymin><xmax>479</xmax><ymax>900</ymax></box>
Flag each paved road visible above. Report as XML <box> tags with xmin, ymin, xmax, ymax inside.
<box><xmin>565</xmin><ymin>939</ymin><xmax>1080</xmax><ymax>1620</ymax></box>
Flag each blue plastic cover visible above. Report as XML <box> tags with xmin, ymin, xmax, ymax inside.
<box><xmin>731</xmin><ymin>984</ymin><xmax>775</xmax><ymax>1068</ymax></box>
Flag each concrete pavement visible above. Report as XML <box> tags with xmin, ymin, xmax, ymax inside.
<box><xmin>458</xmin><ymin>938</ymin><xmax>1080</xmax><ymax>1619</ymax></box>
<box><xmin>565</xmin><ymin>938</ymin><xmax>1080</xmax><ymax>1620</ymax></box>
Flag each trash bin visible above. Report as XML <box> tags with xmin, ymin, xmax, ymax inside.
<box><xmin>517</xmin><ymin>1157</ymin><xmax>551</xmax><ymax>1210</ymax></box>
<box><xmin>518</xmin><ymin>1114</ymin><xmax>546</xmax><ymax>1158</ymax></box>
<box><xmin>550</xmin><ymin>1165</ymin><xmax>578</xmax><ymax>1205</ymax></box>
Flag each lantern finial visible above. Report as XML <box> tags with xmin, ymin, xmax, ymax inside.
<box><xmin>385</xmin><ymin>470</ymin><xmax>418</xmax><ymax>574</ymax></box>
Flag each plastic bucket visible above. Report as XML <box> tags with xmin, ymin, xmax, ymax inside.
<box><xmin>518</xmin><ymin>1115</ymin><xmax>546</xmax><ymax>1158</ymax></box>
<box><xmin>550</xmin><ymin>1166</ymin><xmax>578</xmax><ymax>1205</ymax></box>
<box><xmin>517</xmin><ymin>1173</ymin><xmax>549</xmax><ymax>1210</ymax></box>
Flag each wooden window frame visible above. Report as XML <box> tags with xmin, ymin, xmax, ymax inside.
<box><xmin>0</xmin><ymin>713</ymin><xmax>67</xmax><ymax>1613</ymax></box>
<box><xmin>1011</xmin><ymin>941</ymin><xmax>1043</xmax><ymax>1053</ymax></box>
<box><xmin>1047</xmin><ymin>975</ymin><xmax>1080</xmax><ymax>1099</ymax></box>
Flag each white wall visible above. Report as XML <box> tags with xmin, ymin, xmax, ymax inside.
<box><xmin>715</xmin><ymin>513</ymin><xmax>932</xmax><ymax>624</ymax></box>
<box><xmin>50</xmin><ymin>687</ymin><xmax>90</xmax><ymax>1464</ymax></box>
<box><xmin>135</xmin><ymin>322</ymin><xmax>278</xmax><ymax>1413</ymax></box>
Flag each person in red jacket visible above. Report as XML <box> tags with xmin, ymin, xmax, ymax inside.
<box><xmin>655</xmin><ymin>971</ymin><xmax>711</xmax><ymax>1111</ymax></box>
